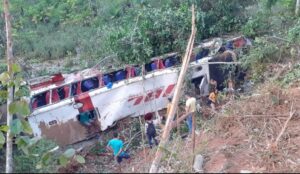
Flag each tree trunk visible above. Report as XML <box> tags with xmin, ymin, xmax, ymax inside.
<box><xmin>296</xmin><ymin>0</ymin><xmax>300</xmax><ymax>16</ymax></box>
<box><xmin>3</xmin><ymin>0</ymin><xmax>14</xmax><ymax>173</ymax></box>
<box><xmin>149</xmin><ymin>5</ymin><xmax>196</xmax><ymax>173</ymax></box>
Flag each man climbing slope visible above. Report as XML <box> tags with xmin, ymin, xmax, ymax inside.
<box><xmin>107</xmin><ymin>132</ymin><xmax>130</xmax><ymax>172</ymax></box>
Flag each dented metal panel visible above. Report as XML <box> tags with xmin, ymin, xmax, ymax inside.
<box><xmin>28</xmin><ymin>100</ymin><xmax>97</xmax><ymax>146</ymax></box>
<box><xmin>91</xmin><ymin>68</ymin><xmax>181</xmax><ymax>131</ymax></box>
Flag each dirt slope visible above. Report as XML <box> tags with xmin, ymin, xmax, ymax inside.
<box><xmin>63</xmin><ymin>83</ymin><xmax>300</xmax><ymax>173</ymax></box>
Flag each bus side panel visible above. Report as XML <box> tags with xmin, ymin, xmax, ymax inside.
<box><xmin>90</xmin><ymin>70</ymin><xmax>179</xmax><ymax>131</ymax></box>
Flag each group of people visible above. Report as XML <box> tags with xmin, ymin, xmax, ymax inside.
<box><xmin>207</xmin><ymin>77</ymin><xmax>235</xmax><ymax>111</ymax></box>
<box><xmin>105</xmin><ymin>77</ymin><xmax>236</xmax><ymax>171</ymax></box>
<box><xmin>105</xmin><ymin>95</ymin><xmax>195</xmax><ymax>171</ymax></box>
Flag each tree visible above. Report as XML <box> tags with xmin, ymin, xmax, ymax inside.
<box><xmin>296</xmin><ymin>0</ymin><xmax>300</xmax><ymax>16</ymax></box>
<box><xmin>3</xmin><ymin>0</ymin><xmax>14</xmax><ymax>173</ymax></box>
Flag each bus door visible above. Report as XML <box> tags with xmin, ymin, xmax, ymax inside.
<box><xmin>73</xmin><ymin>91</ymin><xmax>101</xmax><ymax>137</ymax></box>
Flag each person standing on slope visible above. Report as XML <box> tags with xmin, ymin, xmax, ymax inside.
<box><xmin>185</xmin><ymin>93</ymin><xmax>196</xmax><ymax>136</ymax></box>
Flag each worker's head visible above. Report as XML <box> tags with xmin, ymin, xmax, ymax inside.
<box><xmin>168</xmin><ymin>96</ymin><xmax>172</xmax><ymax>102</ymax></box>
<box><xmin>113</xmin><ymin>132</ymin><xmax>118</xmax><ymax>138</ymax></box>
<box><xmin>144</xmin><ymin>112</ymin><xmax>153</xmax><ymax>121</ymax></box>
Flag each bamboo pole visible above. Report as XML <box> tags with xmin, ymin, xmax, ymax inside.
<box><xmin>177</xmin><ymin>110</ymin><xmax>180</xmax><ymax>136</ymax></box>
<box><xmin>149</xmin><ymin>5</ymin><xmax>196</xmax><ymax>173</ymax></box>
<box><xmin>3</xmin><ymin>0</ymin><xmax>14</xmax><ymax>173</ymax></box>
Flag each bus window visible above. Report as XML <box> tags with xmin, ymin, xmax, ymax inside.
<box><xmin>51</xmin><ymin>89</ymin><xmax>60</xmax><ymax>103</ymax></box>
<box><xmin>155</xmin><ymin>59</ymin><xmax>165</xmax><ymax>69</ymax></box>
<box><xmin>145</xmin><ymin>62</ymin><xmax>153</xmax><ymax>72</ymax></box>
<box><xmin>126</xmin><ymin>66</ymin><xmax>137</xmax><ymax>78</ymax></box>
<box><xmin>196</xmin><ymin>48</ymin><xmax>210</xmax><ymax>60</ymax></box>
<box><xmin>115</xmin><ymin>70</ymin><xmax>126</xmax><ymax>82</ymax></box>
<box><xmin>151</xmin><ymin>61</ymin><xmax>157</xmax><ymax>71</ymax></box>
<box><xmin>71</xmin><ymin>82</ymin><xmax>81</xmax><ymax>96</ymax></box>
<box><xmin>49</xmin><ymin>85</ymin><xmax>69</xmax><ymax>104</ymax></box>
<box><xmin>164</xmin><ymin>57</ymin><xmax>174</xmax><ymax>68</ymax></box>
<box><xmin>57</xmin><ymin>85</ymin><xmax>70</xmax><ymax>100</ymax></box>
<box><xmin>103</xmin><ymin>74</ymin><xmax>111</xmax><ymax>86</ymax></box>
<box><xmin>31</xmin><ymin>91</ymin><xmax>49</xmax><ymax>110</ymax></box>
<box><xmin>81</xmin><ymin>77</ymin><xmax>99</xmax><ymax>93</ymax></box>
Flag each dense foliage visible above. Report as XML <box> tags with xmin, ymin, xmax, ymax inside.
<box><xmin>0</xmin><ymin>0</ymin><xmax>257</xmax><ymax>66</ymax></box>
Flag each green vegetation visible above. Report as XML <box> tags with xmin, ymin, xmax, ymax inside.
<box><xmin>280</xmin><ymin>64</ymin><xmax>300</xmax><ymax>87</ymax></box>
<box><xmin>0</xmin><ymin>0</ymin><xmax>256</xmax><ymax>67</ymax></box>
<box><xmin>13</xmin><ymin>139</ymin><xmax>58</xmax><ymax>173</ymax></box>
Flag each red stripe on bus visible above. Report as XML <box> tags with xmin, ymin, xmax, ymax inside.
<box><xmin>144</xmin><ymin>91</ymin><xmax>154</xmax><ymax>102</ymax></box>
<box><xmin>155</xmin><ymin>88</ymin><xmax>163</xmax><ymax>98</ymax></box>
<box><xmin>163</xmin><ymin>84</ymin><xmax>175</xmax><ymax>97</ymax></box>
<box><xmin>133</xmin><ymin>96</ymin><xmax>144</xmax><ymax>105</ymax></box>
<box><xmin>128</xmin><ymin>96</ymin><xmax>144</xmax><ymax>106</ymax></box>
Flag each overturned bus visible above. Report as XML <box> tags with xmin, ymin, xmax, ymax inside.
<box><xmin>23</xmin><ymin>36</ymin><xmax>251</xmax><ymax>146</ymax></box>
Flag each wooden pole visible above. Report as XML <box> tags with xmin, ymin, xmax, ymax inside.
<box><xmin>3</xmin><ymin>0</ymin><xmax>14</xmax><ymax>173</ymax></box>
<box><xmin>176</xmin><ymin>110</ymin><xmax>180</xmax><ymax>136</ymax></box>
<box><xmin>149</xmin><ymin>5</ymin><xmax>196</xmax><ymax>173</ymax></box>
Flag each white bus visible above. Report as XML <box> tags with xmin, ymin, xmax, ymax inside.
<box><xmin>24</xmin><ymin>36</ymin><xmax>250</xmax><ymax>146</ymax></box>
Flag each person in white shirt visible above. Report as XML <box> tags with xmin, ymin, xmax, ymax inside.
<box><xmin>185</xmin><ymin>93</ymin><xmax>196</xmax><ymax>135</ymax></box>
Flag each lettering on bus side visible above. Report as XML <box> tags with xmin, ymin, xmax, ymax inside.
<box><xmin>128</xmin><ymin>84</ymin><xmax>175</xmax><ymax>106</ymax></box>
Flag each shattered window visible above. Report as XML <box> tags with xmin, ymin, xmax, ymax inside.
<box><xmin>31</xmin><ymin>91</ymin><xmax>50</xmax><ymax>110</ymax></box>
<box><xmin>51</xmin><ymin>85</ymin><xmax>70</xmax><ymax>103</ymax></box>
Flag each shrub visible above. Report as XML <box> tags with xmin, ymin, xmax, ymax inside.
<box><xmin>279</xmin><ymin>64</ymin><xmax>300</xmax><ymax>87</ymax></box>
<box><xmin>13</xmin><ymin>138</ymin><xmax>59</xmax><ymax>173</ymax></box>
<box><xmin>240</xmin><ymin>37</ymin><xmax>280</xmax><ymax>82</ymax></box>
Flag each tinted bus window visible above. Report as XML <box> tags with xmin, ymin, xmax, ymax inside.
<box><xmin>51</xmin><ymin>85</ymin><xmax>70</xmax><ymax>103</ymax></box>
<box><xmin>31</xmin><ymin>91</ymin><xmax>49</xmax><ymax>110</ymax></box>
<box><xmin>81</xmin><ymin>77</ymin><xmax>99</xmax><ymax>93</ymax></box>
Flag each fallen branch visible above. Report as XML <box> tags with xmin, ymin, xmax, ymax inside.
<box><xmin>124</xmin><ymin>131</ymin><xmax>142</xmax><ymax>151</ymax></box>
<box><xmin>270</xmin><ymin>102</ymin><xmax>295</xmax><ymax>151</ymax></box>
